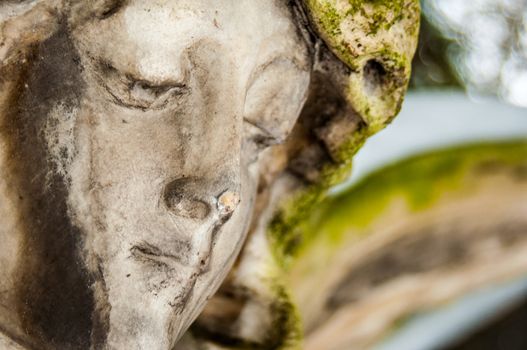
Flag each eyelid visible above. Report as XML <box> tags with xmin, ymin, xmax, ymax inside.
<box><xmin>94</xmin><ymin>59</ymin><xmax>189</xmax><ymax>110</ymax></box>
<box><xmin>123</xmin><ymin>70</ymin><xmax>188</xmax><ymax>91</ymax></box>
<box><xmin>243</xmin><ymin>118</ymin><xmax>283</xmax><ymax>145</ymax></box>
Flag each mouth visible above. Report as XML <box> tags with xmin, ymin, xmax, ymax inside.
<box><xmin>127</xmin><ymin>213</ymin><xmax>236</xmax><ymax>315</ymax></box>
<box><xmin>130</xmin><ymin>241</ymin><xmax>190</xmax><ymax>268</ymax></box>
<box><xmin>130</xmin><ymin>241</ymin><xmax>201</xmax><ymax>314</ymax></box>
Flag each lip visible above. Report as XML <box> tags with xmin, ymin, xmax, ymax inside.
<box><xmin>129</xmin><ymin>217</ymin><xmax>223</xmax><ymax>272</ymax></box>
<box><xmin>130</xmin><ymin>241</ymin><xmax>190</xmax><ymax>268</ymax></box>
<box><xmin>130</xmin><ymin>241</ymin><xmax>206</xmax><ymax>315</ymax></box>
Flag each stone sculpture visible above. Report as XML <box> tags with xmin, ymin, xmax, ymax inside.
<box><xmin>0</xmin><ymin>1</ymin><xmax>419</xmax><ymax>349</ymax></box>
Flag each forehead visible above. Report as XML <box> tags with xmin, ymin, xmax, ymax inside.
<box><xmin>74</xmin><ymin>0</ymin><xmax>307</xmax><ymax>81</ymax></box>
<box><xmin>118</xmin><ymin>0</ymin><xmax>300</xmax><ymax>55</ymax></box>
<box><xmin>122</xmin><ymin>0</ymin><xmax>293</xmax><ymax>30</ymax></box>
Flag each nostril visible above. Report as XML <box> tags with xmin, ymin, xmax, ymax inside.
<box><xmin>163</xmin><ymin>177</ymin><xmax>240</xmax><ymax>220</ymax></box>
<box><xmin>165</xmin><ymin>193</ymin><xmax>210</xmax><ymax>220</ymax></box>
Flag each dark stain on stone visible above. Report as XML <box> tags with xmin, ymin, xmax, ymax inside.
<box><xmin>0</xmin><ymin>26</ymin><xmax>98</xmax><ymax>349</ymax></box>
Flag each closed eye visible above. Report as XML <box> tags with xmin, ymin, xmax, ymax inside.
<box><xmin>243</xmin><ymin>118</ymin><xmax>283</xmax><ymax>148</ymax></box>
<box><xmin>94</xmin><ymin>60</ymin><xmax>189</xmax><ymax>110</ymax></box>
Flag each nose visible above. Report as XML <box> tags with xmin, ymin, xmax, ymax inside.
<box><xmin>163</xmin><ymin>177</ymin><xmax>240</xmax><ymax>221</ymax></box>
<box><xmin>162</xmin><ymin>177</ymin><xmax>240</xmax><ymax>273</ymax></box>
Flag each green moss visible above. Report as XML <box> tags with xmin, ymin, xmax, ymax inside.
<box><xmin>318</xmin><ymin>3</ymin><xmax>343</xmax><ymax>37</ymax></box>
<box><xmin>350</xmin><ymin>0</ymin><xmax>407</xmax><ymax>35</ymax></box>
<box><xmin>262</xmin><ymin>2</ymin><xmax>421</xmax><ymax>344</ymax></box>
<box><xmin>266</xmin><ymin>283</ymin><xmax>303</xmax><ymax>350</ymax></box>
<box><xmin>263</xmin><ymin>3</ymin><xmax>418</xmax><ymax>343</ymax></box>
<box><xmin>296</xmin><ymin>140</ymin><xmax>527</xmax><ymax>255</ymax></box>
<box><xmin>305</xmin><ymin>1</ymin><xmax>353</xmax><ymax>65</ymax></box>
<box><xmin>189</xmin><ymin>273</ymin><xmax>302</xmax><ymax>349</ymax></box>
<box><xmin>306</xmin><ymin>0</ymin><xmax>419</xmax><ymax>68</ymax></box>
<box><xmin>285</xmin><ymin>139</ymin><xmax>527</xmax><ymax>348</ymax></box>
<box><xmin>304</xmin><ymin>0</ymin><xmax>419</xmax><ymax>129</ymax></box>
<box><xmin>268</xmin><ymin>126</ymin><xmax>371</xmax><ymax>267</ymax></box>
<box><xmin>347</xmin><ymin>48</ymin><xmax>409</xmax><ymax>127</ymax></box>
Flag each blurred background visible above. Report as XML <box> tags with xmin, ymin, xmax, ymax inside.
<box><xmin>401</xmin><ymin>2</ymin><xmax>527</xmax><ymax>347</ymax></box>
<box><xmin>412</xmin><ymin>0</ymin><xmax>527</xmax><ymax>105</ymax></box>
<box><xmin>293</xmin><ymin>1</ymin><xmax>527</xmax><ymax>349</ymax></box>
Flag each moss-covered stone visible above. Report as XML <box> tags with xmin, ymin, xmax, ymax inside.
<box><xmin>305</xmin><ymin>0</ymin><xmax>420</xmax><ymax>127</ymax></box>
<box><xmin>286</xmin><ymin>140</ymin><xmax>527</xmax><ymax>340</ymax></box>
<box><xmin>268</xmin><ymin>1</ymin><xmax>421</xmax><ymax>269</ymax></box>
<box><xmin>269</xmin><ymin>126</ymin><xmax>370</xmax><ymax>266</ymax></box>
<box><xmin>298</xmin><ymin>140</ymin><xmax>527</xmax><ymax>257</ymax></box>
<box><xmin>257</xmin><ymin>2</ymin><xmax>422</xmax><ymax>347</ymax></box>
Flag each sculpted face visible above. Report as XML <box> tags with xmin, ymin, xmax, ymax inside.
<box><xmin>0</xmin><ymin>0</ymin><xmax>310</xmax><ymax>349</ymax></box>
<box><xmin>69</xmin><ymin>0</ymin><xmax>310</xmax><ymax>348</ymax></box>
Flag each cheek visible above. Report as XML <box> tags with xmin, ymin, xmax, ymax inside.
<box><xmin>65</xmin><ymin>106</ymin><xmax>185</xmax><ymax>238</ymax></box>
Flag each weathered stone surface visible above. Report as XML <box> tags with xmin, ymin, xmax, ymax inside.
<box><xmin>0</xmin><ymin>1</ymin><xmax>420</xmax><ymax>349</ymax></box>
<box><xmin>305</xmin><ymin>0</ymin><xmax>420</xmax><ymax>128</ymax></box>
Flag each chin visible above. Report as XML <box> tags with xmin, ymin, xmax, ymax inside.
<box><xmin>85</xmin><ymin>248</ymin><xmax>191</xmax><ymax>349</ymax></box>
